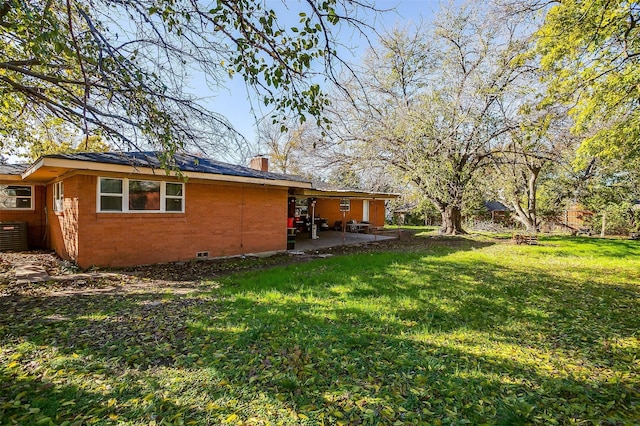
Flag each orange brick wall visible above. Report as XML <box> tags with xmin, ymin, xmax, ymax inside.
<box><xmin>0</xmin><ymin>183</ymin><xmax>46</xmax><ymax>248</ymax></box>
<box><xmin>315</xmin><ymin>198</ymin><xmax>386</xmax><ymax>228</ymax></box>
<box><xmin>58</xmin><ymin>174</ymin><xmax>289</xmax><ymax>268</ymax></box>
<box><xmin>47</xmin><ymin>176</ymin><xmax>79</xmax><ymax>261</ymax></box>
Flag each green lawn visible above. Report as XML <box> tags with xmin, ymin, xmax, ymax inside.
<box><xmin>1</xmin><ymin>236</ymin><xmax>639</xmax><ymax>425</ymax></box>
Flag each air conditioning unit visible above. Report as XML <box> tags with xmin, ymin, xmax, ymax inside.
<box><xmin>0</xmin><ymin>222</ymin><xmax>28</xmax><ymax>252</ymax></box>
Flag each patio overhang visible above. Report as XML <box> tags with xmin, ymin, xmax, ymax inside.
<box><xmin>290</xmin><ymin>188</ymin><xmax>400</xmax><ymax>200</ymax></box>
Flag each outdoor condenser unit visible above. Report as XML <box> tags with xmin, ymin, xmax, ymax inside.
<box><xmin>0</xmin><ymin>222</ymin><xmax>28</xmax><ymax>252</ymax></box>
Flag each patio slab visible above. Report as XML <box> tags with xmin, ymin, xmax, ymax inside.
<box><xmin>292</xmin><ymin>230</ymin><xmax>398</xmax><ymax>251</ymax></box>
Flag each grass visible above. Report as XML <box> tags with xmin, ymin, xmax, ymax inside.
<box><xmin>1</xmin><ymin>236</ymin><xmax>639</xmax><ymax>425</ymax></box>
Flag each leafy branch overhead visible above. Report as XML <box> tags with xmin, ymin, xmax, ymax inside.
<box><xmin>534</xmin><ymin>0</ymin><xmax>640</xmax><ymax>160</ymax></box>
<box><xmin>0</xmin><ymin>0</ymin><xmax>376</xmax><ymax>165</ymax></box>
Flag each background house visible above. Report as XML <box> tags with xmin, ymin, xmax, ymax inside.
<box><xmin>483</xmin><ymin>201</ymin><xmax>511</xmax><ymax>224</ymax></box>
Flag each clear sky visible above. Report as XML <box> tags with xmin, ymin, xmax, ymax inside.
<box><xmin>198</xmin><ymin>1</ymin><xmax>444</xmax><ymax>157</ymax></box>
<box><xmin>5</xmin><ymin>1</ymin><xmax>445</xmax><ymax>164</ymax></box>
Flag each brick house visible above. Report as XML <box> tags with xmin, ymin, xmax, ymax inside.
<box><xmin>0</xmin><ymin>152</ymin><xmax>395</xmax><ymax>268</ymax></box>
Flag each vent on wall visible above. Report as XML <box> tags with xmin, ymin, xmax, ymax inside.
<box><xmin>0</xmin><ymin>222</ymin><xmax>29</xmax><ymax>252</ymax></box>
<box><xmin>196</xmin><ymin>251</ymin><xmax>209</xmax><ymax>259</ymax></box>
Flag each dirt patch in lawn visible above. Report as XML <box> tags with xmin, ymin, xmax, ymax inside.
<box><xmin>0</xmin><ymin>231</ymin><xmax>495</xmax><ymax>297</ymax></box>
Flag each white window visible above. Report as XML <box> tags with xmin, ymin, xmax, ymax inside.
<box><xmin>165</xmin><ymin>183</ymin><xmax>184</xmax><ymax>212</ymax></box>
<box><xmin>53</xmin><ymin>181</ymin><xmax>64</xmax><ymax>211</ymax></box>
<box><xmin>99</xmin><ymin>178</ymin><xmax>124</xmax><ymax>212</ymax></box>
<box><xmin>97</xmin><ymin>178</ymin><xmax>184</xmax><ymax>213</ymax></box>
<box><xmin>0</xmin><ymin>185</ymin><xmax>33</xmax><ymax>210</ymax></box>
<box><xmin>340</xmin><ymin>198</ymin><xmax>350</xmax><ymax>212</ymax></box>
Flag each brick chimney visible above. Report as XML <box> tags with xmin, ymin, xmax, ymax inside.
<box><xmin>249</xmin><ymin>156</ymin><xmax>269</xmax><ymax>172</ymax></box>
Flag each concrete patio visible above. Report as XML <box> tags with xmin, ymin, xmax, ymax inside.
<box><xmin>292</xmin><ymin>230</ymin><xmax>398</xmax><ymax>251</ymax></box>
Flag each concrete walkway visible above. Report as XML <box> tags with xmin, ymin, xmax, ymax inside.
<box><xmin>13</xmin><ymin>263</ymin><xmax>50</xmax><ymax>285</ymax></box>
<box><xmin>11</xmin><ymin>261</ymin><xmax>121</xmax><ymax>285</ymax></box>
<box><xmin>293</xmin><ymin>230</ymin><xmax>397</xmax><ymax>251</ymax></box>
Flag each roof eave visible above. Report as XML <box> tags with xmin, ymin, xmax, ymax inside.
<box><xmin>293</xmin><ymin>188</ymin><xmax>400</xmax><ymax>199</ymax></box>
<box><xmin>0</xmin><ymin>174</ymin><xmax>23</xmax><ymax>181</ymax></box>
<box><xmin>21</xmin><ymin>157</ymin><xmax>312</xmax><ymax>188</ymax></box>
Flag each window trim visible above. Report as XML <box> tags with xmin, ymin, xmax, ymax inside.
<box><xmin>128</xmin><ymin>178</ymin><xmax>161</xmax><ymax>211</ymax></box>
<box><xmin>53</xmin><ymin>181</ymin><xmax>64</xmax><ymax>212</ymax></box>
<box><xmin>339</xmin><ymin>198</ymin><xmax>351</xmax><ymax>212</ymax></box>
<box><xmin>97</xmin><ymin>177</ymin><xmax>184</xmax><ymax>213</ymax></box>
<box><xmin>98</xmin><ymin>177</ymin><xmax>125</xmax><ymax>212</ymax></box>
<box><xmin>164</xmin><ymin>182</ymin><xmax>184</xmax><ymax>212</ymax></box>
<box><xmin>0</xmin><ymin>184</ymin><xmax>34</xmax><ymax>210</ymax></box>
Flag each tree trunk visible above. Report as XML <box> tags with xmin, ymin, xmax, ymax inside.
<box><xmin>511</xmin><ymin>200</ymin><xmax>537</xmax><ymax>231</ymax></box>
<box><xmin>440</xmin><ymin>205</ymin><xmax>466</xmax><ymax>235</ymax></box>
<box><xmin>600</xmin><ymin>211</ymin><xmax>606</xmax><ymax>237</ymax></box>
<box><xmin>510</xmin><ymin>165</ymin><xmax>541</xmax><ymax>233</ymax></box>
<box><xmin>527</xmin><ymin>170</ymin><xmax>538</xmax><ymax>230</ymax></box>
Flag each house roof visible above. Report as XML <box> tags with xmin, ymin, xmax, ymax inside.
<box><xmin>44</xmin><ymin>152</ymin><xmax>309</xmax><ymax>182</ymax></box>
<box><xmin>0</xmin><ymin>164</ymin><xmax>29</xmax><ymax>176</ymax></box>
<box><xmin>19</xmin><ymin>151</ymin><xmax>313</xmax><ymax>188</ymax></box>
<box><xmin>3</xmin><ymin>152</ymin><xmax>398</xmax><ymax>198</ymax></box>
<box><xmin>484</xmin><ymin>201</ymin><xmax>510</xmax><ymax>211</ymax></box>
<box><xmin>291</xmin><ymin>180</ymin><xmax>400</xmax><ymax>200</ymax></box>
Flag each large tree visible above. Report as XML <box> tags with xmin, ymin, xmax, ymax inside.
<box><xmin>533</xmin><ymin>0</ymin><xmax>640</xmax><ymax>161</ymax></box>
<box><xmin>256</xmin><ymin>118</ymin><xmax>318</xmax><ymax>176</ymax></box>
<box><xmin>490</xmin><ymin>105</ymin><xmax>578</xmax><ymax>231</ymax></box>
<box><xmin>0</xmin><ymin>0</ymin><xmax>376</xmax><ymax>167</ymax></box>
<box><xmin>327</xmin><ymin>4</ymin><xmax>533</xmax><ymax>234</ymax></box>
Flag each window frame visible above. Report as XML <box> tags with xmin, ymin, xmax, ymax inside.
<box><xmin>98</xmin><ymin>177</ymin><xmax>125</xmax><ymax>212</ymax></box>
<box><xmin>97</xmin><ymin>177</ymin><xmax>184</xmax><ymax>213</ymax></box>
<box><xmin>128</xmin><ymin>179</ymin><xmax>161</xmax><ymax>211</ymax></box>
<box><xmin>164</xmin><ymin>182</ymin><xmax>184</xmax><ymax>212</ymax></box>
<box><xmin>0</xmin><ymin>184</ymin><xmax>34</xmax><ymax>210</ymax></box>
<box><xmin>53</xmin><ymin>181</ymin><xmax>64</xmax><ymax>212</ymax></box>
<box><xmin>339</xmin><ymin>198</ymin><xmax>351</xmax><ymax>212</ymax></box>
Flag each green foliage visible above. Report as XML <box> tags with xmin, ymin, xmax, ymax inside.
<box><xmin>327</xmin><ymin>164</ymin><xmax>362</xmax><ymax>189</ymax></box>
<box><xmin>534</xmin><ymin>177</ymin><xmax>568</xmax><ymax>220</ymax></box>
<box><xmin>591</xmin><ymin>201</ymin><xmax>639</xmax><ymax>235</ymax></box>
<box><xmin>578</xmin><ymin>157</ymin><xmax>640</xmax><ymax>233</ymax></box>
<box><xmin>535</xmin><ymin>1</ymin><xmax>640</xmax><ymax>161</ymax></box>
<box><xmin>0</xmin><ymin>0</ymin><xmax>373</xmax><ymax>165</ymax></box>
<box><xmin>1</xmin><ymin>236</ymin><xmax>639</xmax><ymax>424</ymax></box>
<box><xmin>23</xmin><ymin>120</ymin><xmax>111</xmax><ymax>160</ymax></box>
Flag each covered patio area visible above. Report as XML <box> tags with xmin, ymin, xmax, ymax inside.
<box><xmin>292</xmin><ymin>230</ymin><xmax>398</xmax><ymax>251</ymax></box>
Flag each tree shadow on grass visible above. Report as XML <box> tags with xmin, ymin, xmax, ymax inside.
<box><xmin>0</xmin><ymin>364</ymin><xmax>210</xmax><ymax>424</ymax></box>
<box><xmin>1</xmin><ymin>238</ymin><xmax>639</xmax><ymax>424</ymax></box>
